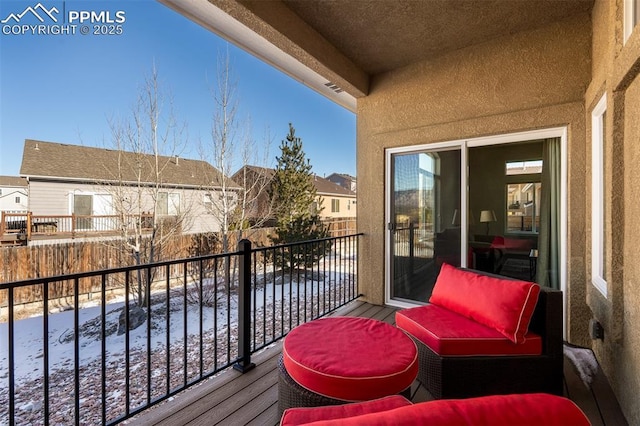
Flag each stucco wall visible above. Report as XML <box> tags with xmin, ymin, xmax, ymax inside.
<box><xmin>618</xmin><ymin>72</ymin><xmax>640</xmax><ymax>426</ymax></box>
<box><xmin>584</xmin><ymin>0</ymin><xmax>640</xmax><ymax>423</ymax></box>
<box><xmin>356</xmin><ymin>13</ymin><xmax>591</xmax><ymax>344</ymax></box>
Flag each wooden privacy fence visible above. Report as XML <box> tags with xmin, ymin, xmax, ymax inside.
<box><xmin>0</xmin><ymin>220</ymin><xmax>354</xmax><ymax>308</ymax></box>
<box><xmin>324</xmin><ymin>217</ymin><xmax>357</xmax><ymax>236</ymax></box>
<box><xmin>0</xmin><ymin>229</ymin><xmax>271</xmax><ymax>307</ymax></box>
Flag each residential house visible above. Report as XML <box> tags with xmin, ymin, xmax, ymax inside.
<box><xmin>231</xmin><ymin>165</ymin><xmax>276</xmax><ymax>227</ymax></box>
<box><xmin>19</xmin><ymin>139</ymin><xmax>239</xmax><ymax>234</ymax></box>
<box><xmin>312</xmin><ymin>174</ymin><xmax>357</xmax><ymax>219</ymax></box>
<box><xmin>162</xmin><ymin>0</ymin><xmax>640</xmax><ymax>423</ymax></box>
<box><xmin>326</xmin><ymin>173</ymin><xmax>356</xmax><ymax>193</ymax></box>
<box><xmin>232</xmin><ymin>165</ymin><xmax>356</xmax><ymax>224</ymax></box>
<box><xmin>0</xmin><ymin>175</ymin><xmax>28</xmax><ymax>212</ymax></box>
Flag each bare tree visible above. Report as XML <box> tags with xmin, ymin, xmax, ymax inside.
<box><xmin>102</xmin><ymin>65</ymin><xmax>191</xmax><ymax>309</ymax></box>
<box><xmin>195</xmin><ymin>47</ymin><xmax>273</xmax><ymax>298</ymax></box>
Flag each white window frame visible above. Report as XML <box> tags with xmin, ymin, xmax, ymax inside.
<box><xmin>624</xmin><ymin>0</ymin><xmax>639</xmax><ymax>43</ymax></box>
<box><xmin>591</xmin><ymin>94</ymin><xmax>608</xmax><ymax>297</ymax></box>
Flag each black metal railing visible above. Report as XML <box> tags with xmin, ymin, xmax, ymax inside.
<box><xmin>0</xmin><ymin>233</ymin><xmax>362</xmax><ymax>425</ymax></box>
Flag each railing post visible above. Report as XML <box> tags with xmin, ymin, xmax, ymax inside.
<box><xmin>233</xmin><ymin>239</ymin><xmax>255</xmax><ymax>373</ymax></box>
<box><xmin>26</xmin><ymin>211</ymin><xmax>32</xmax><ymax>241</ymax></box>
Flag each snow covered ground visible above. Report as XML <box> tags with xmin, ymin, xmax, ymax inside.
<box><xmin>0</xmin><ymin>248</ymin><xmax>356</xmax><ymax>425</ymax></box>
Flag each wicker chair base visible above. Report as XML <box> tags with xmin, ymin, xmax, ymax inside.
<box><xmin>412</xmin><ymin>335</ymin><xmax>563</xmax><ymax>399</ymax></box>
<box><xmin>277</xmin><ymin>355</ymin><xmax>412</xmax><ymax>418</ymax></box>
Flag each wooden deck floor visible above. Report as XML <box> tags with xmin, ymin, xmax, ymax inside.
<box><xmin>131</xmin><ymin>300</ymin><xmax>628</xmax><ymax>426</ymax></box>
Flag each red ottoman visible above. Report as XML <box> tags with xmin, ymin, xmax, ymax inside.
<box><xmin>278</xmin><ymin>317</ymin><xmax>418</xmax><ymax>415</ymax></box>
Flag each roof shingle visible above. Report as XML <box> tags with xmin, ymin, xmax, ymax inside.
<box><xmin>0</xmin><ymin>175</ymin><xmax>28</xmax><ymax>187</ymax></box>
<box><xmin>20</xmin><ymin>139</ymin><xmax>238</xmax><ymax>188</ymax></box>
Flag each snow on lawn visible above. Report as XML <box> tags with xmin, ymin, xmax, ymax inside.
<box><xmin>0</xmin><ymin>252</ymin><xmax>356</xmax><ymax>425</ymax></box>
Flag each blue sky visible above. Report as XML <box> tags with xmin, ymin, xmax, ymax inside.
<box><xmin>0</xmin><ymin>0</ymin><xmax>356</xmax><ymax>178</ymax></box>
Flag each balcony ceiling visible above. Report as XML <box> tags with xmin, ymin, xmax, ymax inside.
<box><xmin>277</xmin><ymin>0</ymin><xmax>593</xmax><ymax>75</ymax></box>
<box><xmin>161</xmin><ymin>0</ymin><xmax>594</xmax><ymax>111</ymax></box>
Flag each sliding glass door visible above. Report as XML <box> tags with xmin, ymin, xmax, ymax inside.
<box><xmin>386</xmin><ymin>130</ymin><xmax>565</xmax><ymax>306</ymax></box>
<box><xmin>388</xmin><ymin>148</ymin><xmax>461</xmax><ymax>302</ymax></box>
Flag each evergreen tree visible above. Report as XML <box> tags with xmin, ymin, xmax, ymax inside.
<box><xmin>269</xmin><ymin>124</ymin><xmax>330</xmax><ymax>270</ymax></box>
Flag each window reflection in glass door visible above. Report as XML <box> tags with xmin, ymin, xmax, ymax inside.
<box><xmin>389</xmin><ymin>149</ymin><xmax>460</xmax><ymax>302</ymax></box>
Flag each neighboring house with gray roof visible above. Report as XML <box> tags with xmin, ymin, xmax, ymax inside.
<box><xmin>0</xmin><ymin>176</ymin><xmax>28</xmax><ymax>212</ymax></box>
<box><xmin>326</xmin><ymin>173</ymin><xmax>356</xmax><ymax>193</ymax></box>
<box><xmin>19</xmin><ymin>139</ymin><xmax>239</xmax><ymax>234</ymax></box>
<box><xmin>232</xmin><ymin>165</ymin><xmax>356</xmax><ymax>223</ymax></box>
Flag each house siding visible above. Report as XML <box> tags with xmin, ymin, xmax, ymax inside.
<box><xmin>28</xmin><ymin>180</ymin><xmax>73</xmax><ymax>215</ymax></box>
<box><xmin>0</xmin><ymin>188</ymin><xmax>28</xmax><ymax>212</ymax></box>
<box><xmin>27</xmin><ymin>180</ymin><xmax>221</xmax><ymax>234</ymax></box>
<box><xmin>318</xmin><ymin>193</ymin><xmax>356</xmax><ymax>219</ymax></box>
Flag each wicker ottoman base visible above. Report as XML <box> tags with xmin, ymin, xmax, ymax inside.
<box><xmin>277</xmin><ymin>355</ymin><xmax>412</xmax><ymax>417</ymax></box>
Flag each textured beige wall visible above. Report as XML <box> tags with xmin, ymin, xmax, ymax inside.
<box><xmin>584</xmin><ymin>0</ymin><xmax>640</xmax><ymax>423</ymax></box>
<box><xmin>618</xmin><ymin>72</ymin><xmax>640</xmax><ymax>426</ymax></box>
<box><xmin>356</xmin><ymin>13</ymin><xmax>592</xmax><ymax>344</ymax></box>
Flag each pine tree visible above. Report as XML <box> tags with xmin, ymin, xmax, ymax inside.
<box><xmin>269</xmin><ymin>124</ymin><xmax>330</xmax><ymax>270</ymax></box>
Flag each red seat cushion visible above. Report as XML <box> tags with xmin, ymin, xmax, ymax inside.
<box><xmin>292</xmin><ymin>393</ymin><xmax>590</xmax><ymax>426</ymax></box>
<box><xmin>280</xmin><ymin>395</ymin><xmax>412</xmax><ymax>426</ymax></box>
<box><xmin>282</xmin><ymin>317</ymin><xmax>418</xmax><ymax>401</ymax></box>
<box><xmin>429</xmin><ymin>263</ymin><xmax>540</xmax><ymax>343</ymax></box>
<box><xmin>396</xmin><ymin>304</ymin><xmax>542</xmax><ymax>356</ymax></box>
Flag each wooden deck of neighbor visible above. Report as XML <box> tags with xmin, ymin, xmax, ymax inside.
<box><xmin>131</xmin><ymin>300</ymin><xmax>628</xmax><ymax>426</ymax></box>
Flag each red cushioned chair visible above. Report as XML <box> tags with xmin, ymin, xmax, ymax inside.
<box><xmin>396</xmin><ymin>264</ymin><xmax>563</xmax><ymax>399</ymax></box>
<box><xmin>281</xmin><ymin>393</ymin><xmax>590</xmax><ymax>426</ymax></box>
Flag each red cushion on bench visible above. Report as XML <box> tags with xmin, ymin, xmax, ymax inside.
<box><xmin>294</xmin><ymin>393</ymin><xmax>590</xmax><ymax>426</ymax></box>
<box><xmin>282</xmin><ymin>317</ymin><xmax>418</xmax><ymax>401</ymax></box>
<box><xmin>396</xmin><ymin>304</ymin><xmax>542</xmax><ymax>356</ymax></box>
<box><xmin>429</xmin><ymin>263</ymin><xmax>540</xmax><ymax>343</ymax></box>
<box><xmin>280</xmin><ymin>395</ymin><xmax>412</xmax><ymax>426</ymax></box>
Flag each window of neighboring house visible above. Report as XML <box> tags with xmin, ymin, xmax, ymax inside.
<box><xmin>592</xmin><ymin>94</ymin><xmax>608</xmax><ymax>297</ymax></box>
<box><xmin>158</xmin><ymin>192</ymin><xmax>180</xmax><ymax>215</ymax></box>
<box><xmin>331</xmin><ymin>199</ymin><xmax>340</xmax><ymax>213</ymax></box>
<box><xmin>203</xmin><ymin>194</ymin><xmax>213</xmax><ymax>213</ymax></box>
<box><xmin>15</xmin><ymin>196</ymin><xmax>20</xmax><ymax>204</ymax></box>
<box><xmin>505</xmin><ymin>160</ymin><xmax>542</xmax><ymax>234</ymax></box>
<box><xmin>624</xmin><ymin>0</ymin><xmax>640</xmax><ymax>42</ymax></box>
<box><xmin>224</xmin><ymin>193</ymin><xmax>237</xmax><ymax>209</ymax></box>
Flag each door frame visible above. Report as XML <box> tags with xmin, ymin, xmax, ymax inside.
<box><xmin>384</xmin><ymin>127</ymin><xmax>568</xmax><ymax>334</ymax></box>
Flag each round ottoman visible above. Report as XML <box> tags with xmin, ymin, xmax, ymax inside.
<box><xmin>278</xmin><ymin>316</ymin><xmax>418</xmax><ymax>415</ymax></box>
